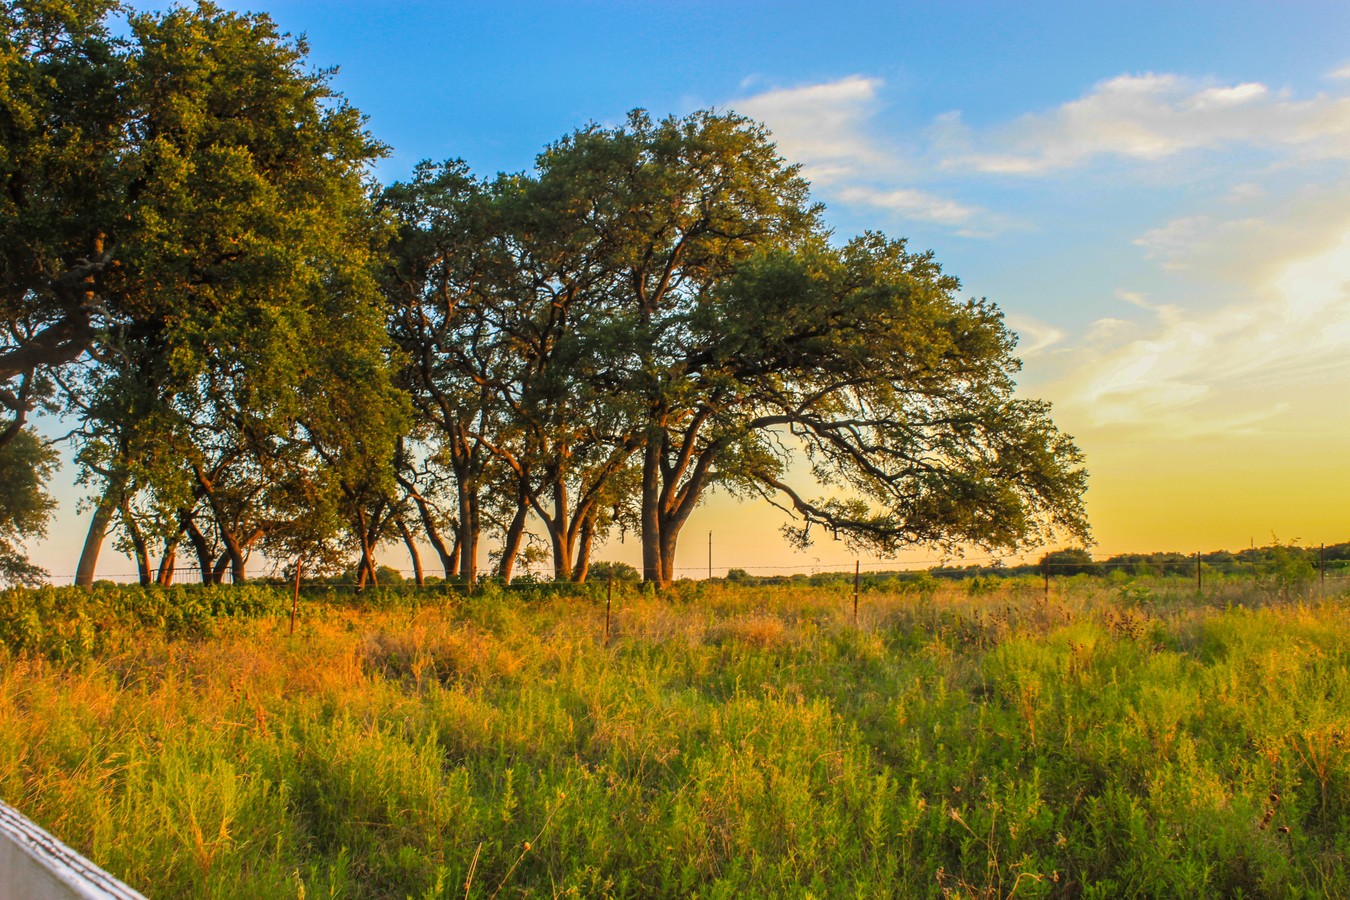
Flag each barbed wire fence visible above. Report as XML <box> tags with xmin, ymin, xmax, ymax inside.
<box><xmin>37</xmin><ymin>541</ymin><xmax>1348</xmax><ymax>595</ymax></box>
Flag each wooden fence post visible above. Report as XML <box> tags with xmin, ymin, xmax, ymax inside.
<box><xmin>605</xmin><ymin>571</ymin><xmax>613</xmax><ymax>648</ymax></box>
<box><xmin>853</xmin><ymin>560</ymin><xmax>860</xmax><ymax>627</ymax></box>
<box><xmin>289</xmin><ymin>558</ymin><xmax>304</xmax><ymax>636</ymax></box>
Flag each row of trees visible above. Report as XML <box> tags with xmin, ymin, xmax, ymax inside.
<box><xmin>0</xmin><ymin>0</ymin><xmax>1090</xmax><ymax>589</ymax></box>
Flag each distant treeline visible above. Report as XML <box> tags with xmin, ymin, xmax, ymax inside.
<box><xmin>716</xmin><ymin>541</ymin><xmax>1350</xmax><ymax>587</ymax></box>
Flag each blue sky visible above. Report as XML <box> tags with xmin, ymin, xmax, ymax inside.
<box><xmin>35</xmin><ymin>1</ymin><xmax>1350</xmax><ymax>579</ymax></box>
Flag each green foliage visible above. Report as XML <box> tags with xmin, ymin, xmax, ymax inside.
<box><xmin>1258</xmin><ymin>541</ymin><xmax>1318</xmax><ymax>601</ymax></box>
<box><xmin>1039</xmin><ymin>547</ymin><xmax>1098</xmax><ymax>576</ymax></box>
<box><xmin>0</xmin><ymin>427</ymin><xmax>58</xmax><ymax>583</ymax></box>
<box><xmin>0</xmin><ymin>583</ymin><xmax>285</xmax><ymax>659</ymax></box>
<box><xmin>587</xmin><ymin>560</ymin><xmax>640</xmax><ymax>583</ymax></box>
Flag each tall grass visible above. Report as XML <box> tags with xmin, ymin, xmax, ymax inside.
<box><xmin>1</xmin><ymin>573</ymin><xmax>1347</xmax><ymax>897</ymax></box>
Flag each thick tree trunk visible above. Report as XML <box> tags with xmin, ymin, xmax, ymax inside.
<box><xmin>156</xmin><ymin>535</ymin><xmax>178</xmax><ymax>586</ymax></box>
<box><xmin>223</xmin><ymin>532</ymin><xmax>247</xmax><ymax>583</ymax></box>
<box><xmin>497</xmin><ymin>485</ymin><xmax>529</xmax><ymax>584</ymax></box>
<box><xmin>572</xmin><ymin>516</ymin><xmax>595</xmax><ymax>583</ymax></box>
<box><xmin>547</xmin><ymin>481</ymin><xmax>572</xmax><ymax>581</ymax></box>
<box><xmin>658</xmin><ymin>518</ymin><xmax>682</xmax><ymax>585</ymax></box>
<box><xmin>212</xmin><ymin>553</ymin><xmax>230</xmax><ymax>585</ymax></box>
<box><xmin>640</xmin><ymin>420</ymin><xmax>725</xmax><ymax>589</ymax></box>
<box><xmin>181</xmin><ymin>512</ymin><xmax>215</xmax><ymax>584</ymax></box>
<box><xmin>75</xmin><ymin>475</ymin><xmax>123</xmax><ymax>588</ymax></box>
<box><xmin>640</xmin><ymin>435</ymin><xmax>663</xmax><ymax>585</ymax></box>
<box><xmin>413</xmin><ymin>495</ymin><xmax>456</xmax><ymax>579</ymax></box>
<box><xmin>448</xmin><ymin>532</ymin><xmax>462</xmax><ymax>579</ymax></box>
<box><xmin>119</xmin><ymin>496</ymin><xmax>151</xmax><ymax>586</ymax></box>
<box><xmin>397</xmin><ymin>517</ymin><xmax>424</xmax><ymax>587</ymax></box>
<box><xmin>549</xmin><ymin>527</ymin><xmax>572</xmax><ymax>582</ymax></box>
<box><xmin>457</xmin><ymin>482</ymin><xmax>479</xmax><ymax>584</ymax></box>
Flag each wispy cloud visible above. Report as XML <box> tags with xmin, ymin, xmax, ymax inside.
<box><xmin>730</xmin><ymin>76</ymin><xmax>1001</xmax><ymax>234</ymax></box>
<box><xmin>1055</xmin><ymin>211</ymin><xmax>1350</xmax><ymax>435</ymax></box>
<box><xmin>731</xmin><ymin>75</ymin><xmax>886</xmax><ymax>186</ymax></box>
<box><xmin>1004</xmin><ymin>314</ymin><xmax>1066</xmax><ymax>358</ymax></box>
<box><xmin>943</xmin><ymin>73</ymin><xmax>1350</xmax><ymax>174</ymax></box>
<box><xmin>731</xmin><ymin>70</ymin><xmax>1350</xmax><ymax>442</ymax></box>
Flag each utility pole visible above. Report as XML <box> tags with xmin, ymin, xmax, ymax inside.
<box><xmin>708</xmin><ymin>531</ymin><xmax>713</xmax><ymax>581</ymax></box>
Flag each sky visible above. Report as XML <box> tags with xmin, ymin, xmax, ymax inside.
<box><xmin>29</xmin><ymin>0</ymin><xmax>1350</xmax><ymax>580</ymax></box>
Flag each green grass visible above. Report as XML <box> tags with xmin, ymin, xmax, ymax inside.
<box><xmin>1</xmin><ymin>574</ymin><xmax>1348</xmax><ymax>897</ymax></box>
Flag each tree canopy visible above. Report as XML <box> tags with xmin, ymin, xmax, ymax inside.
<box><xmin>2</xmin><ymin>3</ymin><xmax>1089</xmax><ymax>586</ymax></box>
<box><xmin>2</xmin><ymin>0</ymin><xmax>403</xmax><ymax>584</ymax></box>
<box><xmin>384</xmin><ymin>111</ymin><xmax>1089</xmax><ymax>588</ymax></box>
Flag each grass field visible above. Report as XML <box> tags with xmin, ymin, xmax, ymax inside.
<box><xmin>1</xmin><ymin>573</ymin><xmax>1348</xmax><ymax>898</ymax></box>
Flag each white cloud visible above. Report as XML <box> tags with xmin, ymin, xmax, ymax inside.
<box><xmin>730</xmin><ymin>77</ymin><xmax>1001</xmax><ymax>233</ymax></box>
<box><xmin>833</xmin><ymin>185</ymin><xmax>977</xmax><ymax>226</ymax></box>
<box><xmin>732</xmin><ymin>75</ymin><xmax>887</xmax><ymax>187</ymax></box>
<box><xmin>945</xmin><ymin>73</ymin><xmax>1350</xmax><ymax>174</ymax></box>
<box><xmin>1004</xmin><ymin>314</ymin><xmax>1066</xmax><ymax>358</ymax></box>
<box><xmin>1054</xmin><ymin>217</ymin><xmax>1350</xmax><ymax>435</ymax></box>
<box><xmin>1330</xmin><ymin>63</ymin><xmax>1350</xmax><ymax>81</ymax></box>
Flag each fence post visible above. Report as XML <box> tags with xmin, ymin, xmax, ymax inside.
<box><xmin>1322</xmin><ymin>543</ymin><xmax>1327</xmax><ymax>595</ymax></box>
<box><xmin>289</xmin><ymin>558</ymin><xmax>303</xmax><ymax>636</ymax></box>
<box><xmin>853</xmin><ymin>560</ymin><xmax>860</xmax><ymax>627</ymax></box>
<box><xmin>1043</xmin><ymin>560</ymin><xmax>1049</xmax><ymax>603</ymax></box>
<box><xmin>1196</xmin><ymin>551</ymin><xmax>1202</xmax><ymax>594</ymax></box>
<box><xmin>605</xmin><ymin>571</ymin><xmax>613</xmax><ymax>648</ymax></box>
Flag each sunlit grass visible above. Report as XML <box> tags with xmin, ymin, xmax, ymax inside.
<box><xmin>1</xmin><ymin>573</ymin><xmax>1348</xmax><ymax>897</ymax></box>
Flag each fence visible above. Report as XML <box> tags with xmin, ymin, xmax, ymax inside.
<box><xmin>36</xmin><ymin>542</ymin><xmax>1349</xmax><ymax>591</ymax></box>
<box><xmin>0</xmin><ymin>800</ymin><xmax>144</xmax><ymax>899</ymax></box>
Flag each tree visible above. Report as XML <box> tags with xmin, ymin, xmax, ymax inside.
<box><xmin>516</xmin><ymin>111</ymin><xmax>1087</xmax><ymax>585</ymax></box>
<box><xmin>388</xmin><ymin>111</ymin><xmax>1088</xmax><ymax>588</ymax></box>
<box><xmin>501</xmin><ymin>110</ymin><xmax>819</xmax><ymax>584</ymax></box>
<box><xmin>382</xmin><ymin>161</ymin><xmax>503</xmax><ymax>584</ymax></box>
<box><xmin>1039</xmin><ymin>547</ymin><xmax>1098</xmax><ymax>577</ymax></box>
<box><xmin>0</xmin><ymin>0</ymin><xmax>128</xmax><ymax>445</ymax></box>
<box><xmin>709</xmin><ymin>237</ymin><xmax>1091</xmax><ymax>569</ymax></box>
<box><xmin>0</xmin><ymin>427</ymin><xmax>57</xmax><ymax>584</ymax></box>
<box><xmin>5</xmin><ymin>1</ymin><xmax>401</xmax><ymax>585</ymax></box>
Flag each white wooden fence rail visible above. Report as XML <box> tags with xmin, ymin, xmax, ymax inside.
<box><xmin>0</xmin><ymin>801</ymin><xmax>144</xmax><ymax>899</ymax></box>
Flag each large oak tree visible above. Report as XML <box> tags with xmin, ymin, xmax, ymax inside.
<box><xmin>2</xmin><ymin>0</ymin><xmax>402</xmax><ymax>584</ymax></box>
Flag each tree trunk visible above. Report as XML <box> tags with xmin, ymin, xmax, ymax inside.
<box><xmin>497</xmin><ymin>484</ymin><xmax>529</xmax><ymax>584</ymax></box>
<box><xmin>457</xmin><ymin>482</ymin><xmax>479</xmax><ymax>584</ymax></box>
<box><xmin>212</xmin><ymin>553</ymin><xmax>230</xmax><ymax>585</ymax></box>
<box><xmin>572</xmin><ymin>515</ymin><xmax>595</xmax><ymax>583</ymax></box>
<box><xmin>119</xmin><ymin>496</ymin><xmax>152</xmax><ymax>586</ymax></box>
<box><xmin>226</xmin><ymin>536</ymin><xmax>247</xmax><ymax>583</ymax></box>
<box><xmin>75</xmin><ymin>475</ymin><xmax>123</xmax><ymax>588</ymax></box>
<box><xmin>640</xmin><ymin>434</ymin><xmax>663</xmax><ymax>585</ymax></box>
<box><xmin>397</xmin><ymin>517</ymin><xmax>424</xmax><ymax>587</ymax></box>
<box><xmin>658</xmin><ymin>516</ymin><xmax>682</xmax><ymax>585</ymax></box>
<box><xmin>448</xmin><ymin>531</ymin><xmax>462</xmax><ymax>580</ymax></box>
<box><xmin>549</xmin><ymin>526</ymin><xmax>572</xmax><ymax>582</ymax></box>
<box><xmin>353</xmin><ymin>509</ymin><xmax>378</xmax><ymax>591</ymax></box>
<box><xmin>156</xmin><ymin>533</ymin><xmax>179</xmax><ymax>587</ymax></box>
<box><xmin>413</xmin><ymin>495</ymin><xmax>456</xmax><ymax>579</ymax></box>
<box><xmin>181</xmin><ymin>511</ymin><xmax>215</xmax><ymax>584</ymax></box>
